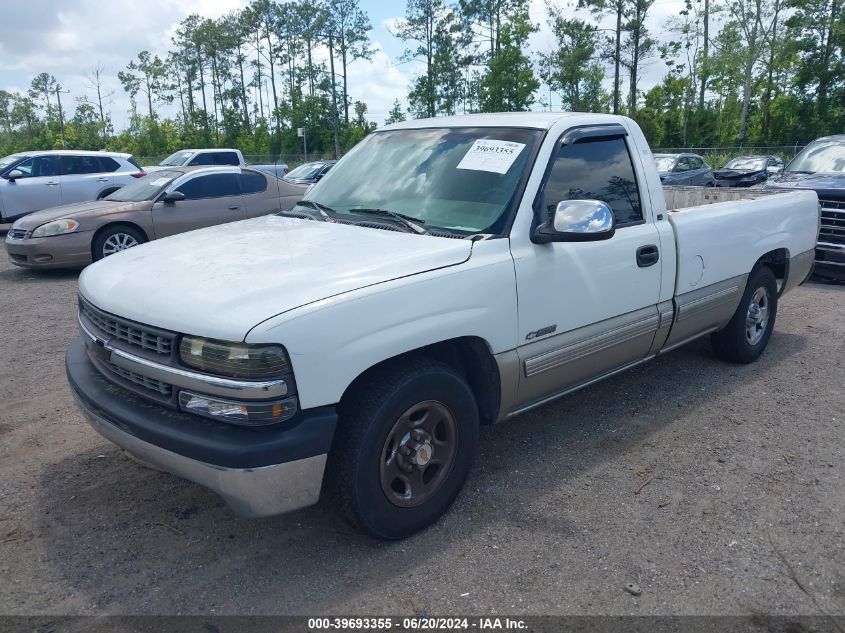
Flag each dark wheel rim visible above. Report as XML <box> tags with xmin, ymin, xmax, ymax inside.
<box><xmin>379</xmin><ymin>400</ymin><xmax>458</xmax><ymax>508</ymax></box>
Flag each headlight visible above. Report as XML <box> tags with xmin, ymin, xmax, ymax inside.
<box><xmin>31</xmin><ymin>218</ymin><xmax>79</xmax><ymax>238</ymax></box>
<box><xmin>179</xmin><ymin>336</ymin><xmax>291</xmax><ymax>379</ymax></box>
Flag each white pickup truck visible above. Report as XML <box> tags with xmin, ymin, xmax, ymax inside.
<box><xmin>66</xmin><ymin>113</ymin><xmax>819</xmax><ymax>539</ymax></box>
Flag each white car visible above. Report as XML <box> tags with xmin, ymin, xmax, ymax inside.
<box><xmin>145</xmin><ymin>148</ymin><xmax>245</xmax><ymax>172</ymax></box>
<box><xmin>67</xmin><ymin>112</ymin><xmax>819</xmax><ymax>539</ymax></box>
<box><xmin>0</xmin><ymin>150</ymin><xmax>144</xmax><ymax>223</ymax></box>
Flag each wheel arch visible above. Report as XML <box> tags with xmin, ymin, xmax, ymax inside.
<box><xmin>755</xmin><ymin>247</ymin><xmax>789</xmax><ymax>294</ymax></box>
<box><xmin>90</xmin><ymin>221</ymin><xmax>151</xmax><ymax>259</ymax></box>
<box><xmin>339</xmin><ymin>336</ymin><xmax>502</xmax><ymax>426</ymax></box>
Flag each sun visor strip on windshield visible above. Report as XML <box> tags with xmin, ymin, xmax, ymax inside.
<box><xmin>561</xmin><ymin>124</ymin><xmax>628</xmax><ymax>146</ymax></box>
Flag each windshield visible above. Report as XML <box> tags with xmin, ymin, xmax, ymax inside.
<box><xmin>787</xmin><ymin>139</ymin><xmax>845</xmax><ymax>174</ymax></box>
<box><xmin>654</xmin><ymin>156</ymin><xmax>676</xmax><ymax>171</ymax></box>
<box><xmin>724</xmin><ymin>157</ymin><xmax>766</xmax><ymax>170</ymax></box>
<box><xmin>105</xmin><ymin>171</ymin><xmax>180</xmax><ymax>202</ymax></box>
<box><xmin>286</xmin><ymin>162</ymin><xmax>326</xmax><ymax>179</ymax></box>
<box><xmin>0</xmin><ymin>153</ymin><xmax>25</xmax><ymax>172</ymax></box>
<box><xmin>159</xmin><ymin>151</ymin><xmax>194</xmax><ymax>166</ymax></box>
<box><xmin>300</xmin><ymin>127</ymin><xmax>541</xmax><ymax>234</ymax></box>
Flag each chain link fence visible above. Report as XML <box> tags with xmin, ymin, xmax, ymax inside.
<box><xmin>136</xmin><ymin>154</ymin><xmax>339</xmax><ymax>169</ymax></box>
<box><xmin>652</xmin><ymin>145</ymin><xmax>806</xmax><ymax>169</ymax></box>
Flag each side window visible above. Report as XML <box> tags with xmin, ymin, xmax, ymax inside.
<box><xmin>12</xmin><ymin>156</ymin><xmax>58</xmax><ymax>178</ymax></box>
<box><xmin>188</xmin><ymin>153</ymin><xmax>214</xmax><ymax>166</ymax></box>
<box><xmin>675</xmin><ymin>157</ymin><xmax>691</xmax><ymax>171</ymax></box>
<box><xmin>97</xmin><ymin>157</ymin><xmax>120</xmax><ymax>172</ymax></box>
<box><xmin>176</xmin><ymin>173</ymin><xmax>240</xmax><ymax>200</ymax></box>
<box><xmin>239</xmin><ymin>170</ymin><xmax>268</xmax><ymax>194</ymax></box>
<box><xmin>214</xmin><ymin>152</ymin><xmax>240</xmax><ymax>166</ymax></box>
<box><xmin>539</xmin><ymin>136</ymin><xmax>643</xmax><ymax>228</ymax></box>
<box><xmin>690</xmin><ymin>156</ymin><xmax>703</xmax><ymax>169</ymax></box>
<box><xmin>60</xmin><ymin>155</ymin><xmax>101</xmax><ymax>175</ymax></box>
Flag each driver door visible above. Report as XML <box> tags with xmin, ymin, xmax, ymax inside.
<box><xmin>2</xmin><ymin>155</ymin><xmax>61</xmax><ymax>220</ymax></box>
<box><xmin>512</xmin><ymin>129</ymin><xmax>663</xmax><ymax>408</ymax></box>
<box><xmin>151</xmin><ymin>172</ymin><xmax>246</xmax><ymax>238</ymax></box>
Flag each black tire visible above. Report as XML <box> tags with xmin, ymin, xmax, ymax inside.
<box><xmin>326</xmin><ymin>358</ymin><xmax>479</xmax><ymax>540</ymax></box>
<box><xmin>92</xmin><ymin>225</ymin><xmax>146</xmax><ymax>261</ymax></box>
<box><xmin>97</xmin><ymin>189</ymin><xmax>116</xmax><ymax>200</ymax></box>
<box><xmin>711</xmin><ymin>265</ymin><xmax>778</xmax><ymax>363</ymax></box>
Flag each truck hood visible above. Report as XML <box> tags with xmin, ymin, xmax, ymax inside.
<box><xmin>762</xmin><ymin>172</ymin><xmax>845</xmax><ymax>198</ymax></box>
<box><xmin>13</xmin><ymin>200</ymin><xmax>139</xmax><ymax>231</ymax></box>
<box><xmin>78</xmin><ymin>215</ymin><xmax>474</xmax><ymax>340</ymax></box>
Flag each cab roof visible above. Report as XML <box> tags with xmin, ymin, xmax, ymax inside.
<box><xmin>15</xmin><ymin>149</ymin><xmax>131</xmax><ymax>158</ymax></box>
<box><xmin>381</xmin><ymin>111</ymin><xmax>617</xmax><ymax>131</ymax></box>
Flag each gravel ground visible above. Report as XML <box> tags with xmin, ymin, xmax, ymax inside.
<box><xmin>0</xmin><ymin>242</ymin><xmax>843</xmax><ymax>618</ymax></box>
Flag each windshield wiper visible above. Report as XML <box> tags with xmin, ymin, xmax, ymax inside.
<box><xmin>348</xmin><ymin>207</ymin><xmax>428</xmax><ymax>234</ymax></box>
<box><xmin>295</xmin><ymin>199</ymin><xmax>336</xmax><ymax>220</ymax></box>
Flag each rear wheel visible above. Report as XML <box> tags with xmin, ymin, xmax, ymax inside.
<box><xmin>92</xmin><ymin>225</ymin><xmax>146</xmax><ymax>261</ymax></box>
<box><xmin>711</xmin><ymin>266</ymin><xmax>778</xmax><ymax>363</ymax></box>
<box><xmin>327</xmin><ymin>358</ymin><xmax>479</xmax><ymax>539</ymax></box>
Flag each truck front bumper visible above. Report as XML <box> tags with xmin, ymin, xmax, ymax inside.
<box><xmin>66</xmin><ymin>337</ymin><xmax>337</xmax><ymax>517</ymax></box>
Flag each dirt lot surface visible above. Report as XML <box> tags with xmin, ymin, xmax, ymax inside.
<box><xmin>0</xmin><ymin>244</ymin><xmax>843</xmax><ymax>618</ymax></box>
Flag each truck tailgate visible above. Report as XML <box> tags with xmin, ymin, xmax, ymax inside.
<box><xmin>667</xmin><ymin>190</ymin><xmax>819</xmax><ymax>293</ymax></box>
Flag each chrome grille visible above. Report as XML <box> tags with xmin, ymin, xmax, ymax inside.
<box><xmin>819</xmin><ymin>200</ymin><xmax>845</xmax><ymax>245</ymax></box>
<box><xmin>7</xmin><ymin>228</ymin><xmax>26</xmax><ymax>239</ymax></box>
<box><xmin>107</xmin><ymin>362</ymin><xmax>173</xmax><ymax>396</ymax></box>
<box><xmin>80</xmin><ymin>300</ymin><xmax>174</xmax><ymax>356</ymax></box>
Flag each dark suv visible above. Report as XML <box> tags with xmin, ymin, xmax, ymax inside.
<box><xmin>762</xmin><ymin>135</ymin><xmax>845</xmax><ymax>281</ymax></box>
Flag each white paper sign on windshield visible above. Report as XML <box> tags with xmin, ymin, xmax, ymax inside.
<box><xmin>457</xmin><ymin>139</ymin><xmax>526</xmax><ymax>174</ymax></box>
<box><xmin>150</xmin><ymin>177</ymin><xmax>170</xmax><ymax>187</ymax></box>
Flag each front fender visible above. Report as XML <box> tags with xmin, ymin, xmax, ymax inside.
<box><xmin>245</xmin><ymin>239</ymin><xmax>519</xmax><ymax>409</ymax></box>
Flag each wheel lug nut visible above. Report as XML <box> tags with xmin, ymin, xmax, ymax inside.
<box><xmin>399</xmin><ymin>445</ymin><xmax>411</xmax><ymax>456</ymax></box>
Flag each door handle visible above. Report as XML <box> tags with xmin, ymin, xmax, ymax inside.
<box><xmin>636</xmin><ymin>244</ymin><xmax>659</xmax><ymax>268</ymax></box>
<box><xmin>46</xmin><ymin>181</ymin><xmax>59</xmax><ymax>186</ymax></box>
<box><xmin>228</xmin><ymin>205</ymin><xmax>240</xmax><ymax>210</ymax></box>
<box><xmin>97</xmin><ymin>177</ymin><xmax>109</xmax><ymax>182</ymax></box>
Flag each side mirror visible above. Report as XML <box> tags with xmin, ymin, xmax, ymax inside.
<box><xmin>7</xmin><ymin>169</ymin><xmax>23</xmax><ymax>181</ymax></box>
<box><xmin>162</xmin><ymin>191</ymin><xmax>185</xmax><ymax>204</ymax></box>
<box><xmin>532</xmin><ymin>200</ymin><xmax>616</xmax><ymax>244</ymax></box>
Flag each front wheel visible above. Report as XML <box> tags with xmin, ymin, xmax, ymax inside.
<box><xmin>327</xmin><ymin>358</ymin><xmax>479</xmax><ymax>539</ymax></box>
<box><xmin>92</xmin><ymin>225</ymin><xmax>146</xmax><ymax>261</ymax></box>
<box><xmin>711</xmin><ymin>266</ymin><xmax>778</xmax><ymax>363</ymax></box>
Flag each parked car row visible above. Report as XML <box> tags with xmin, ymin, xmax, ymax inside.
<box><xmin>0</xmin><ymin>150</ymin><xmax>145</xmax><ymax>222</ymax></box>
<box><xmin>1</xmin><ymin>147</ymin><xmax>342</xmax><ymax>269</ymax></box>
<box><xmin>5</xmin><ymin>166</ymin><xmax>307</xmax><ymax>268</ymax></box>
<box><xmin>650</xmin><ymin>138</ymin><xmax>845</xmax><ymax>281</ymax></box>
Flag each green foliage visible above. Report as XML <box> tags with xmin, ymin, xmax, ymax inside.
<box><xmin>476</xmin><ymin>19</ymin><xmax>540</xmax><ymax>111</ymax></box>
<box><xmin>0</xmin><ymin>0</ymin><xmax>843</xmax><ymax>159</ymax></box>
<box><xmin>540</xmin><ymin>11</ymin><xmax>610</xmax><ymax>112</ymax></box>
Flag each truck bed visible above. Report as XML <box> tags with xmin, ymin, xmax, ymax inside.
<box><xmin>663</xmin><ymin>186</ymin><xmax>819</xmax><ymax>293</ymax></box>
<box><xmin>663</xmin><ymin>185</ymin><xmax>788</xmax><ymax>210</ymax></box>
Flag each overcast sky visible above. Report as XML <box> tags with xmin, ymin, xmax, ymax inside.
<box><xmin>0</xmin><ymin>0</ymin><xmax>688</xmax><ymax>128</ymax></box>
